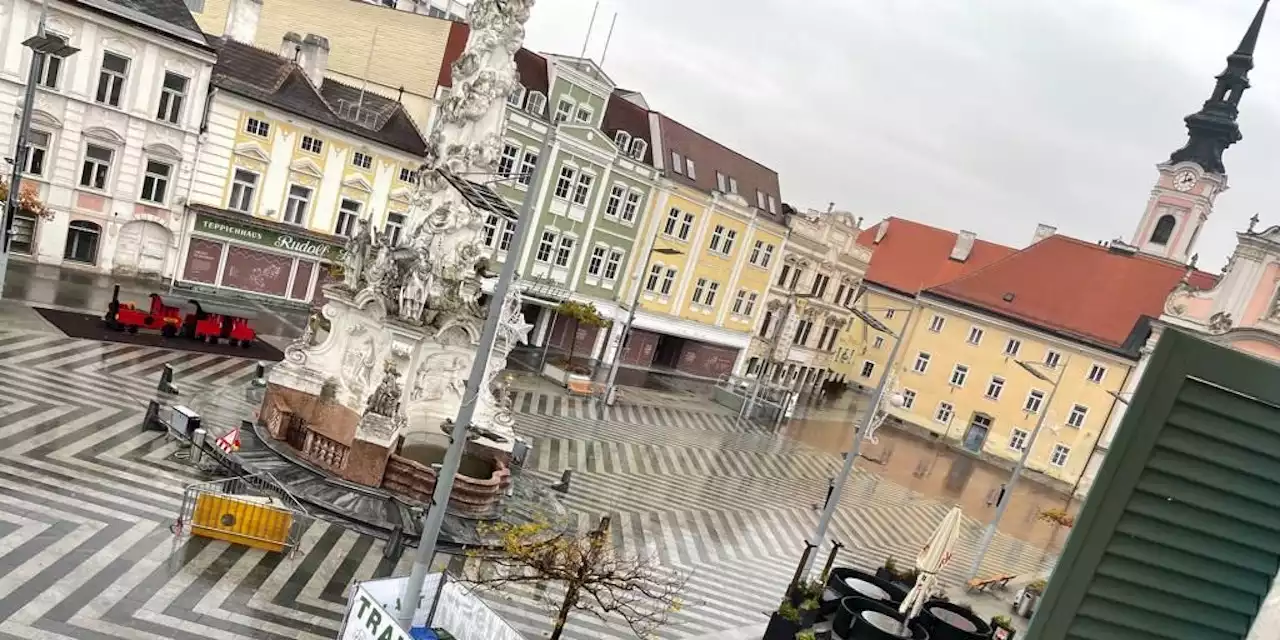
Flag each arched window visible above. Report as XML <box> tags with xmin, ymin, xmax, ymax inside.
<box><xmin>1150</xmin><ymin>214</ymin><xmax>1177</xmax><ymax>246</ymax></box>
<box><xmin>64</xmin><ymin>220</ymin><xmax>102</xmax><ymax>264</ymax></box>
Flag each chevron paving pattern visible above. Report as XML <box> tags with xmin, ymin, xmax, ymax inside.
<box><xmin>0</xmin><ymin>328</ymin><xmax>1057</xmax><ymax>640</ymax></box>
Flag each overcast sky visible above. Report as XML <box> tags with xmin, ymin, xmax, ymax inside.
<box><xmin>522</xmin><ymin>0</ymin><xmax>1280</xmax><ymax>271</ymax></box>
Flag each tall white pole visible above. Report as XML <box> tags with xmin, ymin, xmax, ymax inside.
<box><xmin>602</xmin><ymin>247</ymin><xmax>658</xmax><ymax>406</ymax></box>
<box><xmin>1</xmin><ymin>2</ymin><xmax>50</xmax><ymax>299</ymax></box>
<box><xmin>397</xmin><ymin>129</ymin><xmax>557</xmax><ymax>630</ymax></box>
<box><xmin>964</xmin><ymin>355</ymin><xmax>1070</xmax><ymax>581</ymax></box>
<box><xmin>801</xmin><ymin>308</ymin><xmax>912</xmax><ymax>577</ymax></box>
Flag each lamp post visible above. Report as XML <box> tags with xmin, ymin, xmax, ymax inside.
<box><xmin>397</xmin><ymin>129</ymin><xmax>557</xmax><ymax>630</ymax></box>
<box><xmin>1</xmin><ymin>2</ymin><xmax>79</xmax><ymax>299</ymax></box>
<box><xmin>603</xmin><ymin>246</ymin><xmax>682</xmax><ymax>406</ymax></box>
<box><xmin>800</xmin><ymin>306</ymin><xmax>912</xmax><ymax>577</ymax></box>
<box><xmin>741</xmin><ymin>291</ymin><xmax>816</xmax><ymax>423</ymax></box>
<box><xmin>964</xmin><ymin>354</ymin><xmax>1070</xmax><ymax>581</ymax></box>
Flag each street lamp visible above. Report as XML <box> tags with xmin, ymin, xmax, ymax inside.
<box><xmin>800</xmin><ymin>305</ymin><xmax>913</xmax><ymax>577</ymax></box>
<box><xmin>741</xmin><ymin>291</ymin><xmax>817</xmax><ymax>423</ymax></box>
<box><xmin>602</xmin><ymin>246</ymin><xmax>682</xmax><ymax>406</ymax></box>
<box><xmin>2</xmin><ymin>5</ymin><xmax>79</xmax><ymax>299</ymax></box>
<box><xmin>964</xmin><ymin>354</ymin><xmax>1070</xmax><ymax>581</ymax></box>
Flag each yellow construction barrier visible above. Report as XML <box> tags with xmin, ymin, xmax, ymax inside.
<box><xmin>191</xmin><ymin>493</ymin><xmax>294</xmax><ymax>552</ymax></box>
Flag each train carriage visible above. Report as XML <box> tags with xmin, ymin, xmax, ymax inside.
<box><xmin>186</xmin><ymin>300</ymin><xmax>258</xmax><ymax>348</ymax></box>
<box><xmin>105</xmin><ymin>286</ymin><xmax>194</xmax><ymax>337</ymax></box>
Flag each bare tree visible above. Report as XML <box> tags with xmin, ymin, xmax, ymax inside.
<box><xmin>468</xmin><ymin>516</ymin><xmax>688</xmax><ymax>639</ymax></box>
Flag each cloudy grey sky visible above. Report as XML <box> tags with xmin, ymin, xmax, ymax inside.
<box><xmin>523</xmin><ymin>0</ymin><xmax>1280</xmax><ymax>270</ymax></box>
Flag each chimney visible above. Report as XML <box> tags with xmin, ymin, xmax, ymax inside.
<box><xmin>950</xmin><ymin>230</ymin><xmax>976</xmax><ymax>261</ymax></box>
<box><xmin>280</xmin><ymin>31</ymin><xmax>303</xmax><ymax>60</ymax></box>
<box><xmin>224</xmin><ymin>0</ymin><xmax>263</xmax><ymax>45</ymax></box>
<box><xmin>1032</xmin><ymin>223</ymin><xmax>1057</xmax><ymax>245</ymax></box>
<box><xmin>874</xmin><ymin>219</ymin><xmax>890</xmax><ymax>244</ymax></box>
<box><xmin>299</xmin><ymin>34</ymin><xmax>330</xmax><ymax>88</ymax></box>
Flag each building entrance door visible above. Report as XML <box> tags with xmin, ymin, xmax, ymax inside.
<box><xmin>962</xmin><ymin>414</ymin><xmax>993</xmax><ymax>452</ymax></box>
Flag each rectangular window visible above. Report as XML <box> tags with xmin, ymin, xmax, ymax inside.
<box><xmin>245</xmin><ymin>117</ymin><xmax>270</xmax><ymax>137</ymax></box>
<box><xmin>1050</xmin><ymin>445</ymin><xmax>1070</xmax><ymax>467</ymax></box>
<box><xmin>335</xmin><ymin>199</ymin><xmax>361</xmax><ymax>236</ymax></box>
<box><xmin>671</xmin><ymin>152</ymin><xmax>684</xmax><ymax>174</ymax></box>
<box><xmin>605</xmin><ymin>185</ymin><xmax>625</xmax><ymax>217</ymax></box>
<box><xmin>751</xmin><ymin>240</ymin><xmax>764</xmax><ymax>265</ymax></box>
<box><xmin>79</xmin><ymin>144</ymin><xmax>113</xmax><ymax>190</ymax></box>
<box><xmin>1067</xmin><ymin>404</ymin><xmax>1088</xmax><ymax>428</ymax></box>
<box><xmin>732</xmin><ymin>290</ymin><xmax>747</xmax><ymax>314</ymax></box>
<box><xmin>96</xmin><ymin>52</ymin><xmax>130</xmax><ymax>107</ymax></box>
<box><xmin>554</xmin><ymin>236</ymin><xmax>575</xmax><ymax>267</ymax></box>
<box><xmin>901</xmin><ymin>389</ymin><xmax>917</xmax><ymax>409</ymax></box>
<box><xmin>517</xmin><ymin>150</ymin><xmax>539</xmax><ymax>186</ymax></box>
<box><xmin>499</xmin><ymin>219</ymin><xmax>514</xmax><ymax>251</ymax></box>
<box><xmin>571</xmin><ymin>173</ymin><xmax>594</xmax><ymax>205</ymax></box>
<box><xmin>1024</xmin><ymin>389</ymin><xmax>1045</xmax><ymax>414</ymax></box>
<box><xmin>352</xmin><ymin>152</ymin><xmax>373</xmax><ymax>169</ymax></box>
<box><xmin>873</xmin><ymin>336</ymin><xmax>884</xmax><ymax>349</ymax></box>
<box><xmin>756</xmin><ymin>190</ymin><xmax>766</xmax><ymax>209</ymax></box>
<box><xmin>139</xmin><ymin>160</ymin><xmax>172</xmax><ymax>204</ymax></box>
<box><xmin>587</xmin><ymin>245</ymin><xmax>606</xmax><ymax>277</ymax></box>
<box><xmin>399</xmin><ymin>167</ymin><xmax>418</xmax><ymax>184</ymax></box>
<box><xmin>526</xmin><ymin>92</ymin><xmax>546</xmax><ymax>116</ymax></box>
<box><xmin>745</xmin><ymin>292</ymin><xmax>758</xmax><ymax>316</ymax></box>
<box><xmin>554</xmin><ymin>166</ymin><xmax>576</xmax><ymax>199</ymax></box>
<box><xmin>817</xmin><ymin>327</ymin><xmax>831</xmax><ymax>349</ymax></box>
<box><xmin>498</xmin><ymin>143</ymin><xmax>520</xmax><ymax>178</ymax></box>
<box><xmin>728</xmin><ymin>177</ymin><xmax>739</xmax><ymax>194</ymax></box>
<box><xmin>1009</xmin><ymin>428</ymin><xmax>1028</xmax><ymax>452</ymax></box>
<box><xmin>692</xmin><ymin>278</ymin><xmax>709</xmax><ymax>305</ymax></box>
<box><xmin>1004</xmin><ymin>338</ymin><xmax>1022</xmax><ymax>357</ymax></box>
<box><xmin>835</xmin><ymin>284</ymin><xmax>847</xmax><ymax>304</ymax></box>
<box><xmin>843</xmin><ymin>286</ymin><xmax>856</xmax><ymax>306</ymax></box>
<box><xmin>716</xmin><ymin>171</ymin><xmax>727</xmax><ymax>192</ymax></box>
<box><xmin>967</xmin><ymin>326</ymin><xmax>984</xmax><ymax>345</ymax></box>
<box><xmin>776</xmin><ymin>265</ymin><xmax>791</xmax><ymax>287</ymax></box>
<box><xmin>885</xmin><ymin>309</ymin><xmax>896</xmax><ymax>319</ymax></box>
<box><xmin>300</xmin><ymin>135</ymin><xmax>324</xmax><ymax>154</ymax></box>
<box><xmin>678</xmin><ymin>213</ymin><xmax>694</xmax><ymax>240</ymax></box>
<box><xmin>767</xmin><ymin>195</ymin><xmax>777</xmax><ymax>214</ymax></box>
<box><xmin>759</xmin><ymin>311</ymin><xmax>773</xmax><ymax>337</ymax></box>
<box><xmin>506</xmin><ymin>85</ymin><xmax>525</xmax><ymax>107</ymax></box>
<box><xmin>37</xmin><ymin>52</ymin><xmax>63</xmax><ymax>89</ymax></box>
<box><xmin>661</xmin><ymin>268</ymin><xmax>677</xmax><ymax>295</ymax></box>
<box><xmin>685</xmin><ymin>159</ymin><xmax>697</xmax><ymax>179</ymax></box>
<box><xmin>789</xmin><ymin>268</ymin><xmax>803</xmax><ymax>290</ymax></box>
<box><xmin>950</xmin><ymin>364</ymin><xmax>969</xmax><ymax>387</ymax></box>
<box><xmin>645</xmin><ymin>264</ymin><xmax>662</xmax><ymax>292</ymax></box>
<box><xmin>935</xmin><ymin>402</ymin><xmax>954</xmax><ymax>425</ymax></box>
<box><xmin>554</xmin><ymin>99</ymin><xmax>573</xmax><ymax>122</ymax></box>
<box><xmin>622</xmin><ymin>190</ymin><xmax>642</xmax><ymax>222</ymax></box>
<box><xmin>706</xmin><ymin>281</ymin><xmax>720</xmax><ymax>306</ymax></box>
<box><xmin>986</xmin><ymin>376</ymin><xmax>1004</xmax><ymax>400</ymax></box>
<box><xmin>664</xmin><ymin>208</ymin><xmax>681</xmax><ymax>235</ymax></box>
<box><xmin>929</xmin><ymin>315</ymin><xmax>945</xmax><ymax>332</ymax></box>
<box><xmin>284</xmin><ymin>184</ymin><xmax>311</xmax><ymax>225</ymax></box>
<box><xmin>535</xmin><ymin>230</ymin><xmax>557</xmax><ymax>263</ymax></box>
<box><xmin>604</xmin><ymin>249</ymin><xmax>623</xmax><ymax>281</ymax></box>
<box><xmin>1087</xmin><ymin>364</ymin><xmax>1107</xmax><ymax>384</ymax></box>
<box><xmin>574</xmin><ymin>105</ymin><xmax>593</xmax><ymax>123</ymax></box>
<box><xmin>481</xmin><ymin>214</ymin><xmax>499</xmax><ymax>247</ymax></box>
<box><xmin>761</xmin><ymin>243</ymin><xmax>774</xmax><ymax>267</ymax></box>
<box><xmin>228</xmin><ymin>169</ymin><xmax>258</xmax><ymax>212</ymax></box>
<box><xmin>709</xmin><ymin>225</ymin><xmax>726</xmax><ymax>252</ymax></box>
<box><xmin>157</xmin><ymin>72</ymin><xmax>188</xmax><ymax>124</ymax></box>
<box><xmin>861</xmin><ymin>361</ymin><xmax>875</xmax><ymax>378</ymax></box>
<box><xmin>913</xmin><ymin>352</ymin><xmax>931</xmax><ymax>373</ymax></box>
<box><xmin>23</xmin><ymin>130</ymin><xmax>50</xmax><ymax>176</ymax></box>
<box><xmin>386</xmin><ymin>213</ymin><xmax>406</xmax><ymax>246</ymax></box>
<box><xmin>793</xmin><ymin>320</ymin><xmax>811</xmax><ymax>345</ymax></box>
<box><xmin>1044</xmin><ymin>350</ymin><xmax>1062</xmax><ymax>368</ymax></box>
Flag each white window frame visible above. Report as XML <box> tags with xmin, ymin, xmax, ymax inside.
<box><xmin>950</xmin><ymin>364</ymin><xmax>969</xmax><ymax>387</ymax></box>
<box><xmin>913</xmin><ymin>352</ymin><xmax>931</xmax><ymax>374</ymax></box>
<box><xmin>586</xmin><ymin>244</ymin><xmax>607</xmax><ymax>278</ymax></box>
<box><xmin>1087</xmin><ymin>364</ymin><xmax>1107</xmax><ymax>384</ymax></box>
<box><xmin>554</xmin><ymin>97</ymin><xmax>574</xmax><ymax>123</ymax></box>
<box><xmin>678</xmin><ymin>212</ymin><xmax>695</xmax><ymax>241</ymax></box>
<box><xmin>691</xmin><ymin>278</ymin><xmax>709</xmax><ymax>305</ymax></box>
<box><xmin>767</xmin><ymin>195</ymin><xmax>778</xmax><ymax>214</ymax></box>
<box><xmin>481</xmin><ymin>214</ymin><xmax>500</xmax><ymax>248</ymax></box>
<box><xmin>621</xmin><ymin>190</ymin><xmax>642</xmax><ymax>222</ymax></box>
<box><xmin>645</xmin><ymin>263</ymin><xmax>663</xmax><ymax>293</ymax></box>
<box><xmin>1067</xmin><ymin>404</ymin><xmax>1088</xmax><ymax>428</ymax></box>
<box><xmin>1044</xmin><ymin>349</ymin><xmax>1063</xmax><ymax>368</ymax></box>
<box><xmin>900</xmin><ymin>389</ymin><xmax>916</xmax><ymax>409</ymax></box>
<box><xmin>935</xmin><ymin>402</ymin><xmax>954</xmax><ymax>425</ymax></box>
<box><xmin>574</xmin><ymin>104</ymin><xmax>594</xmax><ymax>124</ymax></box>
<box><xmin>507</xmin><ymin>85</ymin><xmax>526</xmax><ymax>108</ymax></box>
<box><xmin>660</xmin><ymin>267</ymin><xmax>677</xmax><ymax>295</ymax></box>
<box><xmin>1024</xmin><ymin>389</ymin><xmax>1045</xmax><ymax>414</ymax></box>
<box><xmin>604</xmin><ymin>184</ymin><xmax>625</xmax><ymax>218</ymax></box>
<box><xmin>671</xmin><ymin>151</ymin><xmax>684</xmax><ymax>174</ymax></box>
<box><xmin>553</xmin><ymin>165</ymin><xmax>577</xmax><ymax>200</ymax></box>
<box><xmin>156</xmin><ymin>71</ymin><xmax>188</xmax><ymax>124</ymax></box>
<box><xmin>79</xmin><ymin>143</ymin><xmax>114</xmax><ymax>191</ymax></box>
<box><xmin>535</xmin><ymin>229</ymin><xmax>558</xmax><ymax>264</ymax></box>
<box><xmin>245</xmin><ymin>117</ymin><xmax>270</xmax><ymax>137</ymax></box>
<box><xmin>335</xmin><ymin>198</ymin><xmax>362</xmax><ymax>237</ymax></box>
<box><xmin>614</xmin><ymin>130</ymin><xmax>631</xmax><ymax>150</ymax></box>
<box><xmin>628</xmin><ymin>138</ymin><xmax>647</xmax><ymax>160</ymax></box>
<box><xmin>352</xmin><ymin>151</ymin><xmax>373</xmax><ymax>170</ymax></box>
<box><xmin>603</xmin><ymin>248</ymin><xmax>624</xmax><ymax>282</ymax></box>
<box><xmin>37</xmin><ymin>50</ymin><xmax>65</xmax><ymax>89</ymax></box>
<box><xmin>526</xmin><ymin>91</ymin><xmax>546</xmax><ymax>116</ymax></box>
<box><xmin>1004</xmin><ymin>338</ymin><xmax>1022</xmax><ymax>357</ymax></box>
<box><xmin>1009</xmin><ymin>428</ymin><xmax>1028</xmax><ymax>452</ymax></box>
<box><xmin>498</xmin><ymin>142</ymin><xmax>520</xmax><ymax>178</ymax></box>
<box><xmin>860</xmin><ymin>360</ymin><xmax>876</xmax><ymax>379</ymax></box>
<box><xmin>386</xmin><ymin>212</ymin><xmax>406</xmax><ymax>246</ymax></box>
<box><xmin>873</xmin><ymin>336</ymin><xmax>885</xmax><ymax>349</ymax></box>
<box><xmin>986</xmin><ymin>376</ymin><xmax>1004</xmax><ymax>400</ymax></box>
<box><xmin>139</xmin><ymin>159</ymin><xmax>173</xmax><ymax>204</ymax></box>
<box><xmin>23</xmin><ymin>129</ymin><xmax>51</xmax><ymax>177</ymax></box>
<box><xmin>284</xmin><ymin>184</ymin><xmax>312</xmax><ymax>225</ymax></box>
<box><xmin>967</xmin><ymin>326</ymin><xmax>984</xmax><ymax>345</ymax></box>
<box><xmin>732</xmin><ymin>289</ymin><xmax>748</xmax><ymax>315</ymax></box>
<box><xmin>571</xmin><ymin>171</ymin><xmax>594</xmax><ymax>206</ymax></box>
<box><xmin>228</xmin><ymin>168</ymin><xmax>259</xmax><ymax>213</ymax></box>
<box><xmin>929</xmin><ymin>315</ymin><xmax>945</xmax><ymax>332</ymax></box>
<box><xmin>1050</xmin><ymin>444</ymin><xmax>1070</xmax><ymax>467</ymax></box>
<box><xmin>686</xmin><ymin>158</ymin><xmax>697</xmax><ymax>179</ymax></box>
<box><xmin>300</xmin><ymin>135</ymin><xmax>324</xmax><ymax>154</ymax></box>
<box><xmin>517</xmin><ymin>150</ymin><xmax>539</xmax><ymax>187</ymax></box>
<box><xmin>96</xmin><ymin>51</ymin><xmax>130</xmax><ymax>107</ymax></box>
<box><xmin>554</xmin><ymin>235</ymin><xmax>576</xmax><ymax>268</ymax></box>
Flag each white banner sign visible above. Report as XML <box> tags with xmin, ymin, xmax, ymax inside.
<box><xmin>341</xmin><ymin>584</ymin><xmax>412</xmax><ymax>640</ymax></box>
<box><xmin>340</xmin><ymin>573</ymin><xmax>526</xmax><ymax>640</ymax></box>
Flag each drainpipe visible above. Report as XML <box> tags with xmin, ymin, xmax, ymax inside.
<box><xmin>1071</xmin><ymin>353</ymin><xmax>1135</xmax><ymax>498</ymax></box>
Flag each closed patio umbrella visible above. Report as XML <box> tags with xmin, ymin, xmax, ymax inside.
<box><xmin>898</xmin><ymin>507</ymin><xmax>964</xmax><ymax>628</ymax></box>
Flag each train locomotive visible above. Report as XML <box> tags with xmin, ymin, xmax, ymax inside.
<box><xmin>104</xmin><ymin>285</ymin><xmax>259</xmax><ymax>348</ymax></box>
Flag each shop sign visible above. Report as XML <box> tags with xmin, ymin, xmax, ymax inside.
<box><xmin>194</xmin><ymin>213</ymin><xmax>344</xmax><ymax>262</ymax></box>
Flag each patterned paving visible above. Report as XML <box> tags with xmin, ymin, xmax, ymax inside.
<box><xmin>0</xmin><ymin>328</ymin><xmax>1057</xmax><ymax>640</ymax></box>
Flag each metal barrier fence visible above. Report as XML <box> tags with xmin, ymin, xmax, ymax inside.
<box><xmin>712</xmin><ymin>374</ymin><xmax>791</xmax><ymax>423</ymax></box>
<box><xmin>173</xmin><ymin>472</ymin><xmax>313</xmax><ymax>555</ymax></box>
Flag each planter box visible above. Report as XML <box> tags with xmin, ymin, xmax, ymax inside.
<box><xmin>566</xmin><ymin>374</ymin><xmax>595</xmax><ymax>396</ymax></box>
<box><xmin>761</xmin><ymin>612</ymin><xmax>804</xmax><ymax>640</ymax></box>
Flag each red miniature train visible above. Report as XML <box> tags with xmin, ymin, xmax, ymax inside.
<box><xmin>104</xmin><ymin>285</ymin><xmax>258</xmax><ymax>348</ymax></box>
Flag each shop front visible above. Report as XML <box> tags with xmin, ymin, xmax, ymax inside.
<box><xmin>179</xmin><ymin>206</ymin><xmax>343</xmax><ymax>304</ymax></box>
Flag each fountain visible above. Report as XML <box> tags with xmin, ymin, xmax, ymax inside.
<box><xmin>258</xmin><ymin>0</ymin><xmax>542</xmax><ymax>526</ymax></box>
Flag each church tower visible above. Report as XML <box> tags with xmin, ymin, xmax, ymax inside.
<box><xmin>1133</xmin><ymin>0</ymin><xmax>1269</xmax><ymax>263</ymax></box>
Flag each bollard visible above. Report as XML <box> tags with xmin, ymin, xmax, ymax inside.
<box><xmin>142</xmin><ymin>400</ymin><xmax>164</xmax><ymax>431</ymax></box>
<box><xmin>158</xmin><ymin>364</ymin><xmax>179</xmax><ymax>395</ymax></box>
<box><xmin>252</xmin><ymin>362</ymin><xmax>267</xmax><ymax>387</ymax></box>
<box><xmin>552</xmin><ymin>469</ymin><xmax>572</xmax><ymax>493</ymax></box>
<box><xmin>511</xmin><ymin>438</ymin><xmax>530</xmax><ymax>468</ymax></box>
<box><xmin>384</xmin><ymin>526</ymin><xmax>404</xmax><ymax>561</ymax></box>
<box><xmin>190</xmin><ymin>428</ymin><xmax>206</xmax><ymax>467</ymax></box>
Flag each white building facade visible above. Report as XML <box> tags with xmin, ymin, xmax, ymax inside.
<box><xmin>0</xmin><ymin>0</ymin><xmax>214</xmax><ymax>278</ymax></box>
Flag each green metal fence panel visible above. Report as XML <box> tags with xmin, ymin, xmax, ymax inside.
<box><xmin>1026</xmin><ymin>329</ymin><xmax>1280</xmax><ymax>640</ymax></box>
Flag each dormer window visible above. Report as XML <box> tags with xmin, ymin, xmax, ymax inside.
<box><xmin>507</xmin><ymin>85</ymin><xmax>526</xmax><ymax>108</ymax></box>
<box><xmin>629</xmin><ymin>138</ymin><xmax>647</xmax><ymax>161</ymax></box>
<box><xmin>716</xmin><ymin>172</ymin><xmax>727</xmax><ymax>192</ymax></box>
<box><xmin>554</xmin><ymin>98</ymin><xmax>574</xmax><ymax>123</ymax></box>
<box><xmin>614</xmin><ymin>130</ymin><xmax>631</xmax><ymax>150</ymax></box>
<box><xmin>526</xmin><ymin>92</ymin><xmax>547</xmax><ymax>116</ymax></box>
<box><xmin>686</xmin><ymin>158</ymin><xmax>697</xmax><ymax>179</ymax></box>
<box><xmin>574</xmin><ymin>105</ymin><xmax>593</xmax><ymax>124</ymax></box>
<box><xmin>728</xmin><ymin>177</ymin><xmax>739</xmax><ymax>194</ymax></box>
<box><xmin>671</xmin><ymin>152</ymin><xmax>684</xmax><ymax>174</ymax></box>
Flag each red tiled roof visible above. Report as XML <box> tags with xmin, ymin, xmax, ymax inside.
<box><xmin>857</xmin><ymin>217</ymin><xmax>1017</xmax><ymax>295</ymax></box>
<box><xmin>925</xmin><ymin>234</ymin><xmax>1219</xmax><ymax>350</ymax></box>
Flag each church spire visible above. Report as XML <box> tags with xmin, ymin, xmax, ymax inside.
<box><xmin>1169</xmin><ymin>0</ymin><xmax>1269</xmax><ymax>174</ymax></box>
